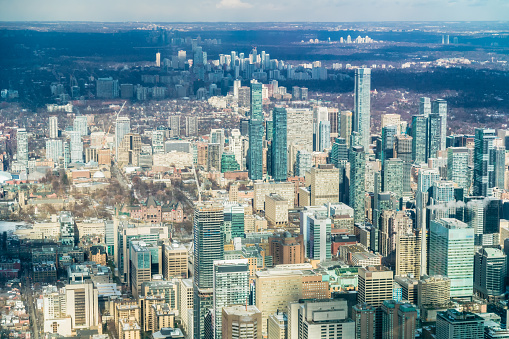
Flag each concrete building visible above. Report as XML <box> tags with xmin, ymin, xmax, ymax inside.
<box><xmin>222</xmin><ymin>305</ymin><xmax>262</xmax><ymax>339</ymax></box>
<box><xmin>254</xmin><ymin>182</ymin><xmax>295</xmax><ymax>211</ymax></box>
<box><xmin>307</xmin><ymin>164</ymin><xmax>340</xmax><ymax>205</ymax></box>
<box><xmin>265</xmin><ymin>194</ymin><xmax>288</xmax><ymax>225</ymax></box>
<box><xmin>163</xmin><ymin>242</ymin><xmax>188</xmax><ymax>280</ymax></box>
<box><xmin>353</xmin><ymin>303</ymin><xmax>375</xmax><ymax>339</ymax></box>
<box><xmin>436</xmin><ymin>309</ymin><xmax>484</xmax><ymax>339</ymax></box>
<box><xmin>381</xmin><ymin>300</ymin><xmax>417</xmax><ymax>339</ymax></box>
<box><xmin>474</xmin><ymin>247</ymin><xmax>506</xmax><ymax>301</ymax></box>
<box><xmin>268</xmin><ymin>312</ymin><xmax>287</xmax><ymax>339</ymax></box>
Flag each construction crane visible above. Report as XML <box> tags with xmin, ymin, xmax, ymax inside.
<box><xmin>101</xmin><ymin>101</ymin><xmax>126</xmax><ymax>149</ymax></box>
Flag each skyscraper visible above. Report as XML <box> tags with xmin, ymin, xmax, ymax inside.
<box><xmin>169</xmin><ymin>115</ymin><xmax>181</xmax><ymax>137</ymax></box>
<box><xmin>411</xmin><ymin>115</ymin><xmax>427</xmax><ymax>164</ymax></box>
<box><xmin>340</xmin><ymin>110</ymin><xmax>353</xmax><ymax>148</ymax></box>
<box><xmin>186</xmin><ymin>116</ymin><xmax>199</xmax><ymax>137</ymax></box>
<box><xmin>318</xmin><ymin>120</ymin><xmax>331</xmax><ymax>151</ymax></box>
<box><xmin>45</xmin><ymin>139</ymin><xmax>63</xmax><ymax>162</ymax></box>
<box><xmin>152</xmin><ymin>130</ymin><xmax>165</xmax><ymax>154</ymax></box>
<box><xmin>16</xmin><ymin>128</ymin><xmax>28</xmax><ymax>167</ymax></box>
<box><xmin>69</xmin><ymin>131</ymin><xmax>83</xmax><ymax>163</ymax></box>
<box><xmin>49</xmin><ymin>116</ymin><xmax>58</xmax><ymax>139</ymax></box>
<box><xmin>394</xmin><ymin>134</ymin><xmax>413</xmax><ymax>194</ymax></box>
<box><xmin>473</xmin><ymin>247</ymin><xmax>506</xmax><ymax>301</ymax></box>
<box><xmin>436</xmin><ymin>310</ymin><xmax>484</xmax><ymax>339</ymax></box>
<box><xmin>447</xmin><ymin>147</ymin><xmax>470</xmax><ymax>190</ymax></box>
<box><xmin>248</xmin><ymin>82</ymin><xmax>264</xmax><ymax>180</ymax></box>
<box><xmin>429</xmin><ymin>218</ymin><xmax>474</xmax><ymax>297</ymax></box>
<box><xmin>382</xmin><ymin>158</ymin><xmax>403</xmax><ymax>200</ymax></box>
<box><xmin>193</xmin><ymin>203</ymin><xmax>224</xmax><ymax>339</ymax></box>
<box><xmin>271</xmin><ymin>107</ymin><xmax>287</xmax><ymax>181</ymax></box>
<box><xmin>473</xmin><ymin>128</ymin><xmax>497</xmax><ymax>197</ymax></box>
<box><xmin>427</xmin><ymin>113</ymin><xmax>442</xmax><ymax>159</ymax></box>
<box><xmin>73</xmin><ymin>115</ymin><xmax>88</xmax><ymax>137</ymax></box>
<box><xmin>212</xmin><ymin>260</ymin><xmax>250</xmax><ymax>339</ymax></box>
<box><xmin>380</xmin><ymin>125</ymin><xmax>397</xmax><ymax>163</ymax></box>
<box><xmin>432</xmin><ymin>99</ymin><xmax>447</xmax><ymax>150</ymax></box>
<box><xmin>306</xmin><ymin>213</ymin><xmax>332</xmax><ymax>262</ymax></box>
<box><xmin>353</xmin><ymin>68</ymin><xmax>371</xmax><ymax>150</ymax></box>
<box><xmin>350</xmin><ymin>146</ymin><xmax>366</xmax><ymax>223</ymax></box>
<box><xmin>419</xmin><ymin>97</ymin><xmax>431</xmax><ymax>117</ymax></box>
<box><xmin>115</xmin><ymin>116</ymin><xmax>131</xmax><ymax>161</ymax></box>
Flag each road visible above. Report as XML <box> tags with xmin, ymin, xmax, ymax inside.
<box><xmin>22</xmin><ymin>269</ymin><xmax>40</xmax><ymax>339</ymax></box>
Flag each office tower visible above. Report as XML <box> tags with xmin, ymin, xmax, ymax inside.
<box><xmin>49</xmin><ymin>116</ymin><xmax>58</xmax><ymax>139</ymax></box>
<box><xmin>295</xmin><ymin>150</ymin><xmax>311</xmax><ymax>177</ymax></box>
<box><xmin>429</xmin><ymin>218</ymin><xmax>474</xmax><ymax>297</ymax></box>
<box><xmin>222</xmin><ymin>306</ymin><xmax>262</xmax><ymax>339</ymax></box>
<box><xmin>309</xmin><ymin>164</ymin><xmax>340</xmax><ymax>205</ymax></box>
<box><xmin>213</xmin><ymin>260</ymin><xmax>250</xmax><ymax>339</ymax></box>
<box><xmin>358</xmin><ymin>266</ymin><xmax>393</xmax><ymax>339</ymax></box>
<box><xmin>268</xmin><ymin>312</ymin><xmax>287</xmax><ymax>339</ymax></box>
<box><xmin>317</xmin><ymin>120</ymin><xmax>331</xmax><ymax>151</ymax></box>
<box><xmin>16</xmin><ymin>128</ymin><xmax>28</xmax><ymax>167</ymax></box>
<box><xmin>265</xmin><ymin>120</ymin><xmax>273</xmax><ymax>141</ymax></box>
<box><xmin>350</xmin><ymin>146</ymin><xmax>366</xmax><ymax>223</ymax></box>
<box><xmin>382</xmin><ymin>158</ymin><xmax>403</xmax><ymax>200</ymax></box>
<box><xmin>268</xmin><ymin>232</ymin><xmax>305</xmax><ymax>265</ymax></box>
<box><xmin>419</xmin><ymin>97</ymin><xmax>431</xmax><ymax>117</ymax></box>
<box><xmin>328</xmin><ymin>108</ymin><xmax>339</xmax><ymax>135</ymax></box>
<box><xmin>493</xmin><ymin>145</ymin><xmax>506</xmax><ymax>189</ymax></box>
<box><xmin>179</xmin><ymin>279</ymin><xmax>193</xmax><ymax>335</ymax></box>
<box><xmin>193</xmin><ymin>203</ymin><xmax>224</xmax><ymax>339</ymax></box>
<box><xmin>306</xmin><ymin>213</ymin><xmax>332</xmax><ymax>262</ymax></box>
<box><xmin>432</xmin><ymin>99</ymin><xmax>447</xmax><ymax>150</ymax></box>
<box><xmin>220</xmin><ymin>152</ymin><xmax>239</xmax><ymax>173</ymax></box>
<box><xmin>394</xmin><ymin>135</ymin><xmax>413</xmax><ymax>193</ymax></box>
<box><xmin>353</xmin><ymin>303</ymin><xmax>375</xmax><ymax>339</ymax></box>
<box><xmin>248</xmin><ymin>82</ymin><xmax>264</xmax><ymax>180</ymax></box>
<box><xmin>223</xmin><ymin>203</ymin><xmax>244</xmax><ymax>240</ymax></box>
<box><xmin>63</xmin><ymin>141</ymin><xmax>70</xmax><ymax>167</ymax></box>
<box><xmin>152</xmin><ymin>130</ymin><xmax>165</xmax><ymax>154</ymax></box>
<box><xmin>395</xmin><ymin>228</ymin><xmax>422</xmax><ymax>278</ymax></box>
<box><xmin>186</xmin><ymin>116</ymin><xmax>199</xmax><ymax>137</ymax></box>
<box><xmin>253</xmin><ymin>181</ymin><xmax>295</xmax><ymax>211</ymax></box>
<box><xmin>381</xmin><ymin>300</ymin><xmax>417</xmax><ymax>339</ymax></box>
<box><xmin>115</xmin><ymin>116</ymin><xmax>131</xmax><ymax>161</ymax></box>
<box><xmin>331</xmin><ymin>137</ymin><xmax>348</xmax><ymax>167</ymax></box>
<box><xmin>156</xmin><ymin>51</ymin><xmax>161</xmax><ymax>67</ymax></box>
<box><xmin>474</xmin><ymin>128</ymin><xmax>497</xmax><ymax>197</ymax></box>
<box><xmin>272</xmin><ymin>107</ymin><xmax>287</xmax><ymax>181</ymax></box>
<box><xmin>429</xmin><ymin>180</ymin><xmax>456</xmax><ymax>222</ymax></box>
<box><xmin>207</xmin><ymin>143</ymin><xmax>222</xmax><ymax>172</ymax></box>
<box><xmin>340</xmin><ymin>110</ymin><xmax>353</xmax><ymax>148</ymax></box>
<box><xmin>381</xmin><ymin>114</ymin><xmax>401</xmax><ymax>135</ymax></box>
<box><xmin>427</xmin><ymin>113</ymin><xmax>442</xmax><ymax>159</ymax></box>
<box><xmin>353</xmin><ymin>68</ymin><xmax>371</xmax><ymax>150</ymax></box>
<box><xmin>229</xmin><ymin>129</ymin><xmax>243</xmax><ymax>170</ymax></box>
<box><xmin>45</xmin><ymin>139</ymin><xmax>63</xmax><ymax>163</ymax></box>
<box><xmin>418</xmin><ymin>275</ymin><xmax>451</xmax><ymax>309</ymax></box>
<box><xmin>474</xmin><ymin>248</ymin><xmax>506</xmax><ymax>301</ymax></box>
<box><xmin>162</xmin><ymin>242</ymin><xmax>188</xmax><ymax>280</ymax></box>
<box><xmin>129</xmin><ymin>241</ymin><xmax>152</xmax><ymax>298</ymax></box>
<box><xmin>436</xmin><ymin>310</ymin><xmax>484</xmax><ymax>339</ymax></box>
<box><xmin>286</xmin><ymin>108</ymin><xmax>313</xmax><ymax>174</ymax></box>
<box><xmin>117</xmin><ymin>133</ymin><xmax>141</xmax><ymax>167</ymax></box>
<box><xmin>69</xmin><ymin>131</ymin><xmax>83</xmax><ymax>163</ymax></box>
<box><xmin>73</xmin><ymin>115</ymin><xmax>88</xmax><ymax>137</ymax></box>
<box><xmin>380</xmin><ymin>125</ymin><xmax>397</xmax><ymax>163</ymax></box>
<box><xmin>168</xmin><ymin>115</ymin><xmax>181</xmax><ymax>136</ymax></box>
<box><xmin>289</xmin><ymin>299</ymin><xmax>355</xmax><ymax>338</ymax></box>
<box><xmin>447</xmin><ymin>147</ymin><xmax>470</xmax><ymax>190</ymax></box>
<box><xmin>96</xmin><ymin>77</ymin><xmax>119</xmax><ymax>98</ymax></box>
<box><xmin>59</xmin><ymin>211</ymin><xmax>75</xmax><ymax>246</ymax></box>
<box><xmin>411</xmin><ymin>115</ymin><xmax>427</xmax><ymax>164</ymax></box>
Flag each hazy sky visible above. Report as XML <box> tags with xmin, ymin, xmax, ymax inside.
<box><xmin>0</xmin><ymin>0</ymin><xmax>507</xmax><ymax>22</ymax></box>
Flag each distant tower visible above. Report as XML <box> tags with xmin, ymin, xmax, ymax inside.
<box><xmin>419</xmin><ymin>97</ymin><xmax>431</xmax><ymax>117</ymax></box>
<box><xmin>248</xmin><ymin>82</ymin><xmax>264</xmax><ymax>180</ymax></box>
<box><xmin>115</xmin><ymin>116</ymin><xmax>131</xmax><ymax>161</ymax></box>
<box><xmin>49</xmin><ymin>116</ymin><xmax>58</xmax><ymax>139</ymax></box>
<box><xmin>16</xmin><ymin>128</ymin><xmax>28</xmax><ymax>168</ymax></box>
<box><xmin>473</xmin><ymin>128</ymin><xmax>496</xmax><ymax>197</ymax></box>
<box><xmin>432</xmin><ymin>99</ymin><xmax>447</xmax><ymax>150</ymax></box>
<box><xmin>353</xmin><ymin>68</ymin><xmax>371</xmax><ymax>150</ymax></box>
<box><xmin>73</xmin><ymin>115</ymin><xmax>88</xmax><ymax>137</ymax></box>
<box><xmin>156</xmin><ymin>52</ymin><xmax>161</xmax><ymax>67</ymax></box>
<box><xmin>349</xmin><ymin>145</ymin><xmax>366</xmax><ymax>223</ymax></box>
<box><xmin>271</xmin><ymin>107</ymin><xmax>287</xmax><ymax>182</ymax></box>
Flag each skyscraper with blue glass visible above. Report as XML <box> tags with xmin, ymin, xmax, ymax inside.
<box><xmin>271</xmin><ymin>107</ymin><xmax>287</xmax><ymax>182</ymax></box>
<box><xmin>248</xmin><ymin>82</ymin><xmax>263</xmax><ymax>180</ymax></box>
<box><xmin>349</xmin><ymin>145</ymin><xmax>366</xmax><ymax>223</ymax></box>
<box><xmin>353</xmin><ymin>68</ymin><xmax>371</xmax><ymax>150</ymax></box>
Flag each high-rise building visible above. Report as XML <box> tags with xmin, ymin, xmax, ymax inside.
<box><xmin>156</xmin><ymin>52</ymin><xmax>161</xmax><ymax>67</ymax></box>
<box><xmin>163</xmin><ymin>242</ymin><xmax>188</xmax><ymax>280</ymax></box>
<box><xmin>295</xmin><ymin>150</ymin><xmax>312</xmax><ymax>177</ymax></box>
<box><xmin>381</xmin><ymin>300</ymin><xmax>417</xmax><ymax>339</ymax></box>
<box><xmin>96</xmin><ymin>77</ymin><xmax>119</xmax><ymax>98</ymax></box>
<box><xmin>272</xmin><ymin>107</ymin><xmax>287</xmax><ymax>181</ymax></box>
<box><xmin>168</xmin><ymin>116</ymin><xmax>181</xmax><ymax>137</ymax></box>
<box><xmin>308</xmin><ymin>164</ymin><xmax>340</xmax><ymax>206</ymax></box>
<box><xmin>353</xmin><ymin>303</ymin><xmax>375</xmax><ymax>339</ymax></box>
<box><xmin>193</xmin><ymin>203</ymin><xmax>224</xmax><ymax>339</ymax></box>
<box><xmin>286</xmin><ymin>108</ymin><xmax>313</xmax><ymax>174</ymax></box>
<box><xmin>340</xmin><ymin>110</ymin><xmax>353</xmax><ymax>148</ymax></box>
<box><xmin>411</xmin><ymin>115</ymin><xmax>427</xmax><ymax>164</ymax></box>
<box><xmin>186</xmin><ymin>116</ymin><xmax>199</xmax><ymax>137</ymax></box>
<box><xmin>49</xmin><ymin>116</ymin><xmax>58</xmax><ymax>139</ymax></box>
<box><xmin>268</xmin><ymin>312</ymin><xmax>287</xmax><ymax>339</ymax></box>
<box><xmin>179</xmin><ymin>279</ymin><xmax>193</xmax><ymax>336</ymax></box>
<box><xmin>357</xmin><ymin>266</ymin><xmax>393</xmax><ymax>339</ymax></box>
<box><xmin>130</xmin><ymin>241</ymin><xmax>152</xmax><ymax>298</ymax></box>
<box><xmin>45</xmin><ymin>139</ymin><xmax>63</xmax><ymax>163</ymax></box>
<box><xmin>394</xmin><ymin>135</ymin><xmax>413</xmax><ymax>194</ymax></box>
<box><xmin>73</xmin><ymin>115</ymin><xmax>88</xmax><ymax>137</ymax></box>
<box><xmin>417</xmin><ymin>275</ymin><xmax>451</xmax><ymax>309</ymax></box>
<box><xmin>447</xmin><ymin>147</ymin><xmax>470</xmax><ymax>190</ymax></box>
<box><xmin>432</xmin><ymin>99</ymin><xmax>447</xmax><ymax>150</ymax></box>
<box><xmin>350</xmin><ymin>146</ymin><xmax>366</xmax><ymax>223</ymax></box>
<box><xmin>207</xmin><ymin>143</ymin><xmax>222</xmax><ymax>172</ymax></box>
<box><xmin>152</xmin><ymin>130</ymin><xmax>165</xmax><ymax>154</ymax></box>
<box><xmin>474</xmin><ymin>128</ymin><xmax>497</xmax><ymax>197</ymax></box>
<box><xmin>213</xmin><ymin>260</ymin><xmax>250</xmax><ymax>339</ymax></box>
<box><xmin>117</xmin><ymin>133</ymin><xmax>141</xmax><ymax>167</ymax></box>
<box><xmin>69</xmin><ymin>131</ymin><xmax>83</xmax><ymax>163</ymax></box>
<box><xmin>473</xmin><ymin>247</ymin><xmax>506</xmax><ymax>301</ymax></box>
<box><xmin>289</xmin><ymin>299</ymin><xmax>355</xmax><ymax>339</ymax></box>
<box><xmin>427</xmin><ymin>113</ymin><xmax>442</xmax><ymax>159</ymax></box>
<box><xmin>429</xmin><ymin>218</ymin><xmax>474</xmax><ymax>297</ymax></box>
<box><xmin>381</xmin><ymin>114</ymin><xmax>401</xmax><ymax>135</ymax></box>
<box><xmin>115</xmin><ymin>116</ymin><xmax>131</xmax><ymax>161</ymax></box>
<box><xmin>224</xmin><ymin>203</ymin><xmax>245</xmax><ymax>240</ymax></box>
<box><xmin>380</xmin><ymin>125</ymin><xmax>397</xmax><ymax>163</ymax></box>
<box><xmin>229</xmin><ymin>129</ymin><xmax>243</xmax><ymax>170</ymax></box>
<box><xmin>306</xmin><ymin>213</ymin><xmax>332</xmax><ymax>262</ymax></box>
<box><xmin>493</xmin><ymin>145</ymin><xmax>506</xmax><ymax>190</ymax></box>
<box><xmin>436</xmin><ymin>310</ymin><xmax>484</xmax><ymax>339</ymax></box>
<box><xmin>353</xmin><ymin>68</ymin><xmax>371</xmax><ymax>150</ymax></box>
<box><xmin>395</xmin><ymin>228</ymin><xmax>422</xmax><ymax>278</ymax></box>
<box><xmin>16</xmin><ymin>128</ymin><xmax>28</xmax><ymax>167</ymax></box>
<box><xmin>220</xmin><ymin>152</ymin><xmax>240</xmax><ymax>173</ymax></box>
<box><xmin>382</xmin><ymin>158</ymin><xmax>403</xmax><ymax>200</ymax></box>
<box><xmin>419</xmin><ymin>97</ymin><xmax>431</xmax><ymax>117</ymax></box>
<box><xmin>222</xmin><ymin>305</ymin><xmax>262</xmax><ymax>339</ymax></box>
<box><xmin>248</xmin><ymin>82</ymin><xmax>264</xmax><ymax>180</ymax></box>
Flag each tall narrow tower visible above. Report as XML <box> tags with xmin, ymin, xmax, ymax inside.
<box><xmin>353</xmin><ymin>68</ymin><xmax>371</xmax><ymax>150</ymax></box>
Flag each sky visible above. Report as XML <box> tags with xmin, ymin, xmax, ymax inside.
<box><xmin>0</xmin><ymin>0</ymin><xmax>508</xmax><ymax>22</ymax></box>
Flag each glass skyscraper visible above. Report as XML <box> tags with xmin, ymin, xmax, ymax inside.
<box><xmin>432</xmin><ymin>99</ymin><xmax>447</xmax><ymax>150</ymax></box>
<box><xmin>447</xmin><ymin>147</ymin><xmax>470</xmax><ymax>190</ymax></box>
<box><xmin>349</xmin><ymin>145</ymin><xmax>366</xmax><ymax>223</ymax></box>
<box><xmin>473</xmin><ymin>128</ymin><xmax>496</xmax><ymax>197</ymax></box>
<box><xmin>411</xmin><ymin>115</ymin><xmax>427</xmax><ymax>164</ymax></box>
<box><xmin>427</xmin><ymin>113</ymin><xmax>442</xmax><ymax>160</ymax></box>
<box><xmin>353</xmin><ymin>68</ymin><xmax>371</xmax><ymax>150</ymax></box>
<box><xmin>115</xmin><ymin>116</ymin><xmax>131</xmax><ymax>161</ymax></box>
<box><xmin>248</xmin><ymin>82</ymin><xmax>263</xmax><ymax>180</ymax></box>
<box><xmin>382</xmin><ymin>158</ymin><xmax>404</xmax><ymax>200</ymax></box>
<box><xmin>271</xmin><ymin>107</ymin><xmax>287</xmax><ymax>181</ymax></box>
